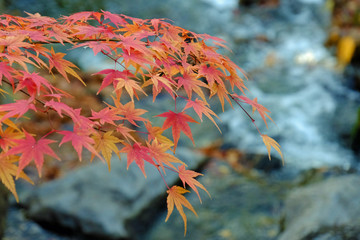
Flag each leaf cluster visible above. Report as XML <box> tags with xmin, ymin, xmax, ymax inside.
<box><xmin>0</xmin><ymin>11</ymin><xmax>283</xmax><ymax>234</ymax></box>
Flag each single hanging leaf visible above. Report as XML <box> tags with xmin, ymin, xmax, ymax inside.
<box><xmin>178</xmin><ymin>165</ymin><xmax>210</xmax><ymax>203</ymax></box>
<box><xmin>156</xmin><ymin>111</ymin><xmax>198</xmax><ymax>151</ymax></box>
<box><xmin>261</xmin><ymin>134</ymin><xmax>284</xmax><ymax>164</ymax></box>
<box><xmin>165</xmin><ymin>186</ymin><xmax>197</xmax><ymax>236</ymax></box>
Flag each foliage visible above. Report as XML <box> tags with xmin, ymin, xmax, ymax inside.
<box><xmin>0</xmin><ymin>11</ymin><xmax>282</xmax><ymax>234</ymax></box>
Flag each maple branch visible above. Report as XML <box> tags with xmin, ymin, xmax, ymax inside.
<box><xmin>229</xmin><ymin>94</ymin><xmax>255</xmax><ymax>123</ymax></box>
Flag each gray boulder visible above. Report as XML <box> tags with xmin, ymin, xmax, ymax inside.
<box><xmin>22</xmin><ymin>147</ymin><xmax>206</xmax><ymax>239</ymax></box>
<box><xmin>279</xmin><ymin>175</ymin><xmax>360</xmax><ymax>240</ymax></box>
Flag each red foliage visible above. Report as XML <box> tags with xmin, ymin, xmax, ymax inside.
<box><xmin>0</xmin><ymin>11</ymin><xmax>283</xmax><ymax>234</ymax></box>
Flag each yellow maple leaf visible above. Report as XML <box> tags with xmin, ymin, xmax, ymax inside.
<box><xmin>91</xmin><ymin>131</ymin><xmax>122</xmax><ymax>170</ymax></box>
<box><xmin>165</xmin><ymin>185</ymin><xmax>197</xmax><ymax>236</ymax></box>
<box><xmin>0</xmin><ymin>154</ymin><xmax>33</xmax><ymax>202</ymax></box>
<box><xmin>261</xmin><ymin>134</ymin><xmax>284</xmax><ymax>165</ymax></box>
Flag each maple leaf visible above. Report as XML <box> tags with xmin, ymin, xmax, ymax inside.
<box><xmin>0</xmin><ymin>98</ymin><xmax>37</xmax><ymax>121</ymax></box>
<box><xmin>232</xmin><ymin>94</ymin><xmax>274</xmax><ymax>127</ymax></box>
<box><xmin>114</xmin><ymin>73</ymin><xmax>147</xmax><ymax>102</ymax></box>
<box><xmin>102</xmin><ymin>10</ymin><xmax>127</xmax><ymax>26</ymax></box>
<box><xmin>0</xmin><ymin>127</ymin><xmax>24</xmax><ymax>151</ymax></box>
<box><xmin>90</xmin><ymin>107</ymin><xmax>121</xmax><ymax>125</ymax></box>
<box><xmin>93</xmin><ymin>69</ymin><xmax>136</xmax><ymax>95</ymax></box>
<box><xmin>15</xmin><ymin>71</ymin><xmax>55</xmax><ymax>97</ymax></box>
<box><xmin>116</xmin><ymin>124</ymin><xmax>136</xmax><ymax>142</ymax></box>
<box><xmin>156</xmin><ymin>111</ymin><xmax>198</xmax><ymax>151</ymax></box>
<box><xmin>58</xmin><ymin>129</ymin><xmax>101</xmax><ymax>162</ymax></box>
<box><xmin>74</xmin><ymin>41</ymin><xmax>113</xmax><ymax>56</ymax></box>
<box><xmin>210</xmin><ymin>83</ymin><xmax>232</xmax><ymax>111</ymax></box>
<box><xmin>44</xmin><ymin>99</ymin><xmax>75</xmax><ymax>118</ymax></box>
<box><xmin>62</xmin><ymin>11</ymin><xmax>93</xmax><ymax>24</ymax></box>
<box><xmin>48</xmin><ymin>47</ymin><xmax>84</xmax><ymax>84</ymax></box>
<box><xmin>176</xmin><ymin>71</ymin><xmax>208</xmax><ymax>101</ymax></box>
<box><xmin>113</xmin><ymin>100</ymin><xmax>148</xmax><ymax>127</ymax></box>
<box><xmin>261</xmin><ymin>134</ymin><xmax>284</xmax><ymax>164</ymax></box>
<box><xmin>0</xmin><ymin>154</ymin><xmax>33</xmax><ymax>202</ymax></box>
<box><xmin>0</xmin><ymin>36</ymin><xmax>32</xmax><ymax>54</ymax></box>
<box><xmin>198</xmin><ymin>64</ymin><xmax>225</xmax><ymax>88</ymax></box>
<box><xmin>145</xmin><ymin>122</ymin><xmax>173</xmax><ymax>147</ymax></box>
<box><xmin>178</xmin><ymin>165</ymin><xmax>210</xmax><ymax>203</ymax></box>
<box><xmin>92</xmin><ymin>131</ymin><xmax>122</xmax><ymax>170</ymax></box>
<box><xmin>0</xmin><ymin>62</ymin><xmax>15</xmax><ymax>85</ymax></box>
<box><xmin>5</xmin><ymin>131</ymin><xmax>59</xmax><ymax>177</ymax></box>
<box><xmin>120</xmin><ymin>142</ymin><xmax>155</xmax><ymax>177</ymax></box>
<box><xmin>183</xmin><ymin>98</ymin><xmax>221</xmax><ymax>132</ymax></box>
<box><xmin>165</xmin><ymin>186</ymin><xmax>197</xmax><ymax>236</ymax></box>
<box><xmin>147</xmin><ymin>140</ymin><xmax>185</xmax><ymax>172</ymax></box>
<box><xmin>143</xmin><ymin>73</ymin><xmax>176</xmax><ymax>101</ymax></box>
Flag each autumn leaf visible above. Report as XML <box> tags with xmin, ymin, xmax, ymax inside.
<box><xmin>58</xmin><ymin>129</ymin><xmax>101</xmax><ymax>162</ymax></box>
<box><xmin>183</xmin><ymin>98</ymin><xmax>221</xmax><ymax>132</ymax></box>
<box><xmin>0</xmin><ymin>154</ymin><xmax>33</xmax><ymax>202</ymax></box>
<box><xmin>178</xmin><ymin>165</ymin><xmax>210</xmax><ymax>203</ymax></box>
<box><xmin>232</xmin><ymin>94</ymin><xmax>273</xmax><ymax>127</ymax></box>
<box><xmin>120</xmin><ymin>142</ymin><xmax>155</xmax><ymax>177</ymax></box>
<box><xmin>165</xmin><ymin>186</ymin><xmax>197</xmax><ymax>236</ymax></box>
<box><xmin>5</xmin><ymin>131</ymin><xmax>59</xmax><ymax>177</ymax></box>
<box><xmin>0</xmin><ymin>98</ymin><xmax>37</xmax><ymax>121</ymax></box>
<box><xmin>0</xmin><ymin>127</ymin><xmax>24</xmax><ymax>151</ymax></box>
<box><xmin>112</xmin><ymin>100</ymin><xmax>148</xmax><ymax>127</ymax></box>
<box><xmin>147</xmin><ymin>139</ymin><xmax>185</xmax><ymax>172</ymax></box>
<box><xmin>91</xmin><ymin>131</ymin><xmax>122</xmax><ymax>170</ymax></box>
<box><xmin>176</xmin><ymin>71</ymin><xmax>208</xmax><ymax>101</ymax></box>
<box><xmin>261</xmin><ymin>134</ymin><xmax>284</xmax><ymax>164</ymax></box>
<box><xmin>48</xmin><ymin>47</ymin><xmax>84</xmax><ymax>84</ymax></box>
<box><xmin>156</xmin><ymin>111</ymin><xmax>199</xmax><ymax>151</ymax></box>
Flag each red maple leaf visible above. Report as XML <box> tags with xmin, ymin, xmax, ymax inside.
<box><xmin>156</xmin><ymin>111</ymin><xmax>198</xmax><ymax>151</ymax></box>
<box><xmin>0</xmin><ymin>98</ymin><xmax>37</xmax><ymax>121</ymax></box>
<box><xmin>58</xmin><ymin>129</ymin><xmax>101</xmax><ymax>162</ymax></box>
<box><xmin>120</xmin><ymin>142</ymin><xmax>155</xmax><ymax>177</ymax></box>
<box><xmin>6</xmin><ymin>131</ymin><xmax>59</xmax><ymax>177</ymax></box>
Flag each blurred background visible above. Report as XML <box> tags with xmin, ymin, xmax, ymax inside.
<box><xmin>1</xmin><ymin>0</ymin><xmax>360</xmax><ymax>239</ymax></box>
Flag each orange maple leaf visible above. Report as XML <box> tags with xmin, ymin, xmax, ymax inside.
<box><xmin>261</xmin><ymin>134</ymin><xmax>284</xmax><ymax>164</ymax></box>
<box><xmin>183</xmin><ymin>98</ymin><xmax>221</xmax><ymax>132</ymax></box>
<box><xmin>178</xmin><ymin>165</ymin><xmax>210</xmax><ymax>203</ymax></box>
<box><xmin>48</xmin><ymin>47</ymin><xmax>84</xmax><ymax>84</ymax></box>
<box><xmin>165</xmin><ymin>185</ymin><xmax>197</xmax><ymax>236</ymax></box>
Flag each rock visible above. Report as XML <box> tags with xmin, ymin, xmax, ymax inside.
<box><xmin>21</xmin><ymin>147</ymin><xmax>206</xmax><ymax>239</ymax></box>
<box><xmin>146</xmin><ymin>159</ymin><xmax>284</xmax><ymax>240</ymax></box>
<box><xmin>279</xmin><ymin>175</ymin><xmax>360</xmax><ymax>240</ymax></box>
<box><xmin>0</xmin><ymin>184</ymin><xmax>9</xmax><ymax>239</ymax></box>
